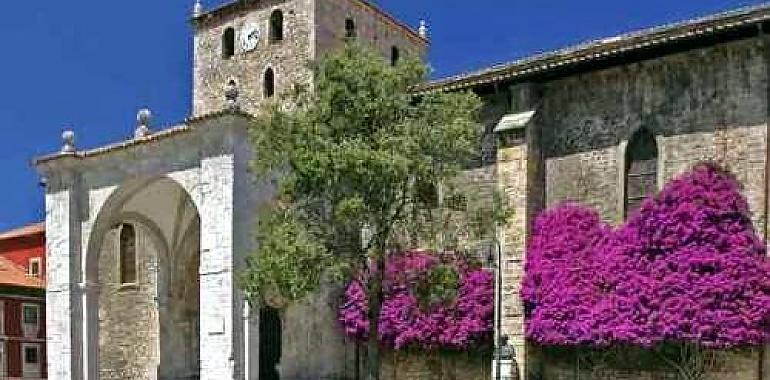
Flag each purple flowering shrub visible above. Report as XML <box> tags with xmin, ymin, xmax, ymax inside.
<box><xmin>339</xmin><ymin>250</ymin><xmax>494</xmax><ymax>350</ymax></box>
<box><xmin>523</xmin><ymin>163</ymin><xmax>770</xmax><ymax>348</ymax></box>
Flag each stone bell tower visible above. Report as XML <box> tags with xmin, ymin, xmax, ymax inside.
<box><xmin>191</xmin><ymin>0</ymin><xmax>428</xmax><ymax>116</ymax></box>
<box><xmin>37</xmin><ymin>2</ymin><xmax>427</xmax><ymax>380</ymax></box>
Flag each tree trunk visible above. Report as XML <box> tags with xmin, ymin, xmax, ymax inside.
<box><xmin>366</xmin><ymin>251</ymin><xmax>385</xmax><ymax>380</ymax></box>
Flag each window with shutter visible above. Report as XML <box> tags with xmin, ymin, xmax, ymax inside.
<box><xmin>625</xmin><ymin>128</ymin><xmax>658</xmax><ymax>217</ymax></box>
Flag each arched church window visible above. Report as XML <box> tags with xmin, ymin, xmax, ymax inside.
<box><xmin>345</xmin><ymin>18</ymin><xmax>357</xmax><ymax>39</ymax></box>
<box><xmin>222</xmin><ymin>27</ymin><xmax>236</xmax><ymax>59</ymax></box>
<box><xmin>270</xmin><ymin>10</ymin><xmax>284</xmax><ymax>42</ymax></box>
<box><xmin>264</xmin><ymin>68</ymin><xmax>275</xmax><ymax>99</ymax></box>
<box><xmin>625</xmin><ymin>128</ymin><xmax>658</xmax><ymax>217</ymax></box>
<box><xmin>259</xmin><ymin>306</ymin><xmax>282</xmax><ymax>380</ymax></box>
<box><xmin>119</xmin><ymin>223</ymin><xmax>137</xmax><ymax>284</ymax></box>
<box><xmin>391</xmin><ymin>46</ymin><xmax>400</xmax><ymax>66</ymax></box>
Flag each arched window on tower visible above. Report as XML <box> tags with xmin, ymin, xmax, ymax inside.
<box><xmin>270</xmin><ymin>10</ymin><xmax>284</xmax><ymax>42</ymax></box>
<box><xmin>222</xmin><ymin>27</ymin><xmax>236</xmax><ymax>59</ymax></box>
<box><xmin>625</xmin><ymin>128</ymin><xmax>658</xmax><ymax>217</ymax></box>
<box><xmin>345</xmin><ymin>18</ymin><xmax>357</xmax><ymax>39</ymax></box>
<box><xmin>391</xmin><ymin>46</ymin><xmax>400</xmax><ymax>66</ymax></box>
<box><xmin>264</xmin><ymin>68</ymin><xmax>275</xmax><ymax>99</ymax></box>
<box><xmin>119</xmin><ymin>223</ymin><xmax>137</xmax><ymax>284</ymax></box>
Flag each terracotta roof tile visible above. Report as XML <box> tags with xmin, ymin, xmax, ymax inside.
<box><xmin>0</xmin><ymin>257</ymin><xmax>44</xmax><ymax>289</ymax></box>
<box><xmin>0</xmin><ymin>222</ymin><xmax>45</xmax><ymax>241</ymax></box>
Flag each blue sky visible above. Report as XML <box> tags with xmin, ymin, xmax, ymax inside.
<box><xmin>0</xmin><ymin>0</ymin><xmax>765</xmax><ymax>230</ymax></box>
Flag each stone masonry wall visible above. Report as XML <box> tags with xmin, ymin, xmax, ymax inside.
<box><xmin>485</xmin><ymin>37</ymin><xmax>770</xmax><ymax>380</ymax></box>
<box><xmin>279</xmin><ymin>283</ymin><xmax>358</xmax><ymax>380</ymax></box>
<box><xmin>158</xmin><ymin>221</ymin><xmax>200</xmax><ymax>380</ymax></box>
<box><xmin>193</xmin><ymin>0</ymin><xmax>315</xmax><ymax>116</ymax></box>
<box><xmin>494</xmin><ymin>82</ymin><xmax>544</xmax><ymax>378</ymax></box>
<box><xmin>315</xmin><ymin>0</ymin><xmax>427</xmax><ymax>62</ymax></box>
<box><xmin>380</xmin><ymin>350</ymin><xmax>491</xmax><ymax>380</ymax></box>
<box><xmin>193</xmin><ymin>0</ymin><xmax>426</xmax><ymax>118</ymax></box>
<box><xmin>497</xmin><ymin>138</ymin><xmax>531</xmax><ymax>377</ymax></box>
<box><xmin>97</xmin><ymin>225</ymin><xmax>161</xmax><ymax>380</ymax></box>
<box><xmin>540</xmin><ymin>349</ymin><xmax>759</xmax><ymax>380</ymax></box>
<box><xmin>540</xmin><ymin>38</ymin><xmax>768</xmax><ymax>225</ymax></box>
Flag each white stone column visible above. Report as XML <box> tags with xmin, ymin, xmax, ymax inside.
<box><xmin>80</xmin><ymin>282</ymin><xmax>99</xmax><ymax>380</ymax></box>
<box><xmin>45</xmin><ymin>171</ymin><xmax>82</xmax><ymax>380</ymax></box>
<box><xmin>243</xmin><ymin>300</ymin><xmax>259</xmax><ymax>380</ymax></box>
<box><xmin>199</xmin><ymin>153</ymin><xmax>237</xmax><ymax>379</ymax></box>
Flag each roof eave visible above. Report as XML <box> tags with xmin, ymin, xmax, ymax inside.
<box><xmin>33</xmin><ymin>110</ymin><xmax>254</xmax><ymax>167</ymax></box>
<box><xmin>417</xmin><ymin>3</ymin><xmax>770</xmax><ymax>94</ymax></box>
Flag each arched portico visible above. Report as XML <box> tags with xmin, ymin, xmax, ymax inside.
<box><xmin>82</xmin><ymin>177</ymin><xmax>201</xmax><ymax>380</ymax></box>
<box><xmin>36</xmin><ymin>113</ymin><xmax>260</xmax><ymax>380</ymax></box>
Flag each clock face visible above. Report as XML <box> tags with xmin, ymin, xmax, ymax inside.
<box><xmin>240</xmin><ymin>24</ymin><xmax>260</xmax><ymax>52</ymax></box>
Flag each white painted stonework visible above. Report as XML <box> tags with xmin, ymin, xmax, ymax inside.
<box><xmin>37</xmin><ymin>114</ymin><xmax>265</xmax><ymax>380</ymax></box>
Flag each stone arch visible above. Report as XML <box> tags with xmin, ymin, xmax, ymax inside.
<box><xmin>85</xmin><ymin>175</ymin><xmax>202</xmax><ymax>263</ymax></box>
<box><xmin>83</xmin><ymin>176</ymin><xmax>201</xmax><ymax>380</ymax></box>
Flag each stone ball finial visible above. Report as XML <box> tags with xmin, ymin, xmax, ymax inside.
<box><xmin>418</xmin><ymin>20</ymin><xmax>428</xmax><ymax>39</ymax></box>
<box><xmin>225</xmin><ymin>80</ymin><xmax>240</xmax><ymax>111</ymax></box>
<box><xmin>61</xmin><ymin>130</ymin><xmax>76</xmax><ymax>153</ymax></box>
<box><xmin>193</xmin><ymin>0</ymin><xmax>204</xmax><ymax>18</ymax></box>
<box><xmin>135</xmin><ymin>108</ymin><xmax>152</xmax><ymax>138</ymax></box>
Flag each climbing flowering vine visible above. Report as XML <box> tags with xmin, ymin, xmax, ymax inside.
<box><xmin>339</xmin><ymin>250</ymin><xmax>494</xmax><ymax>350</ymax></box>
<box><xmin>523</xmin><ymin>163</ymin><xmax>770</xmax><ymax>348</ymax></box>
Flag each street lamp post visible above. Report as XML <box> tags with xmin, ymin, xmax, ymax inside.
<box><xmin>487</xmin><ymin>241</ymin><xmax>518</xmax><ymax>380</ymax></box>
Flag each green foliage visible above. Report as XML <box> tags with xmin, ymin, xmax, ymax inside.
<box><xmin>239</xmin><ymin>206</ymin><xmax>341</xmax><ymax>306</ymax></box>
<box><xmin>243</xmin><ymin>42</ymin><xmax>493</xmax><ymax>307</ymax></box>
<box><xmin>415</xmin><ymin>264</ymin><xmax>461</xmax><ymax>308</ymax></box>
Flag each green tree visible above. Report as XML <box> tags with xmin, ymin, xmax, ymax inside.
<box><xmin>240</xmin><ymin>43</ymin><xmax>504</xmax><ymax>379</ymax></box>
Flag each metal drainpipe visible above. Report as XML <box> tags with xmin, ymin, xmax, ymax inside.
<box><xmin>496</xmin><ymin>239</ymin><xmax>503</xmax><ymax>380</ymax></box>
<box><xmin>760</xmin><ymin>22</ymin><xmax>768</xmax><ymax>380</ymax></box>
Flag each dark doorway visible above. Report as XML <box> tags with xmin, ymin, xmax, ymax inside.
<box><xmin>259</xmin><ymin>306</ymin><xmax>282</xmax><ymax>380</ymax></box>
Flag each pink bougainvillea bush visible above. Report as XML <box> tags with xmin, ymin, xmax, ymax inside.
<box><xmin>339</xmin><ymin>250</ymin><xmax>494</xmax><ymax>350</ymax></box>
<box><xmin>523</xmin><ymin>163</ymin><xmax>770</xmax><ymax>348</ymax></box>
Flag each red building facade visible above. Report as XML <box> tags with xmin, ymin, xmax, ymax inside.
<box><xmin>0</xmin><ymin>223</ymin><xmax>46</xmax><ymax>379</ymax></box>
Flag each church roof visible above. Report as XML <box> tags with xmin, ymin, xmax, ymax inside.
<box><xmin>193</xmin><ymin>0</ymin><xmax>428</xmax><ymax>45</ymax></box>
<box><xmin>417</xmin><ymin>2</ymin><xmax>770</xmax><ymax>93</ymax></box>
